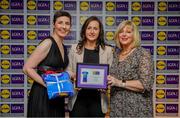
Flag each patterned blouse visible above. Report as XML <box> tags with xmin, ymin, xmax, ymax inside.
<box><xmin>110</xmin><ymin>47</ymin><xmax>154</xmax><ymax>117</ymax></box>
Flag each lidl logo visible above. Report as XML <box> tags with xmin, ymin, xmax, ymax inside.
<box><xmin>157</xmin><ymin>31</ymin><xmax>166</xmax><ymax>41</ymax></box>
<box><xmin>1</xmin><ymin>89</ymin><xmax>10</xmax><ymax>99</ymax></box>
<box><xmin>132</xmin><ymin>2</ymin><xmax>141</xmax><ymax>11</ymax></box>
<box><xmin>158</xmin><ymin>2</ymin><xmax>167</xmax><ymax>11</ymax></box>
<box><xmin>156</xmin><ymin>104</ymin><xmax>165</xmax><ymax>113</ymax></box>
<box><xmin>27</xmin><ymin>0</ymin><xmax>36</xmax><ymax>10</ymax></box>
<box><xmin>27</xmin><ymin>15</ymin><xmax>36</xmax><ymax>25</ymax></box>
<box><xmin>1</xmin><ymin>74</ymin><xmax>10</xmax><ymax>84</ymax></box>
<box><xmin>106</xmin><ymin>31</ymin><xmax>114</xmax><ymax>41</ymax></box>
<box><xmin>156</xmin><ymin>75</ymin><xmax>165</xmax><ymax>84</ymax></box>
<box><xmin>158</xmin><ymin>16</ymin><xmax>167</xmax><ymax>26</ymax></box>
<box><xmin>156</xmin><ymin>89</ymin><xmax>165</xmax><ymax>99</ymax></box>
<box><xmin>1</xmin><ymin>30</ymin><xmax>10</xmax><ymax>39</ymax></box>
<box><xmin>27</xmin><ymin>30</ymin><xmax>37</xmax><ymax>40</ymax></box>
<box><xmin>0</xmin><ymin>15</ymin><xmax>10</xmax><ymax>25</ymax></box>
<box><xmin>106</xmin><ymin>16</ymin><xmax>115</xmax><ymax>26</ymax></box>
<box><xmin>1</xmin><ymin>104</ymin><xmax>10</xmax><ymax>113</ymax></box>
<box><xmin>27</xmin><ymin>45</ymin><xmax>36</xmax><ymax>54</ymax></box>
<box><xmin>106</xmin><ymin>1</ymin><xmax>115</xmax><ymax>11</ymax></box>
<box><xmin>54</xmin><ymin>1</ymin><xmax>63</xmax><ymax>10</ymax></box>
<box><xmin>1</xmin><ymin>45</ymin><xmax>10</xmax><ymax>54</ymax></box>
<box><xmin>157</xmin><ymin>46</ymin><xmax>166</xmax><ymax>55</ymax></box>
<box><xmin>0</xmin><ymin>0</ymin><xmax>9</xmax><ymax>9</ymax></box>
<box><xmin>80</xmin><ymin>1</ymin><xmax>89</xmax><ymax>11</ymax></box>
<box><xmin>157</xmin><ymin>60</ymin><xmax>166</xmax><ymax>70</ymax></box>
<box><xmin>1</xmin><ymin>60</ymin><xmax>10</xmax><ymax>69</ymax></box>
<box><xmin>27</xmin><ymin>77</ymin><xmax>34</xmax><ymax>84</ymax></box>
<box><xmin>80</xmin><ymin>16</ymin><xmax>88</xmax><ymax>25</ymax></box>
<box><xmin>132</xmin><ymin>16</ymin><xmax>141</xmax><ymax>26</ymax></box>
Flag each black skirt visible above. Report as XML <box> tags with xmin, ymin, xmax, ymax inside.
<box><xmin>27</xmin><ymin>82</ymin><xmax>65</xmax><ymax>117</ymax></box>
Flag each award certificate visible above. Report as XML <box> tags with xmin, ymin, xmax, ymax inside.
<box><xmin>76</xmin><ymin>63</ymin><xmax>109</xmax><ymax>89</ymax></box>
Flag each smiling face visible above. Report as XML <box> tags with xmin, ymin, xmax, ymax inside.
<box><xmin>85</xmin><ymin>20</ymin><xmax>100</xmax><ymax>43</ymax></box>
<box><xmin>118</xmin><ymin>25</ymin><xmax>134</xmax><ymax>48</ymax></box>
<box><xmin>53</xmin><ymin>16</ymin><xmax>71</xmax><ymax>39</ymax></box>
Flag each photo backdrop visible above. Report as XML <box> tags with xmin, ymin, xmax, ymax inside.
<box><xmin>0</xmin><ymin>0</ymin><xmax>180</xmax><ymax>117</ymax></box>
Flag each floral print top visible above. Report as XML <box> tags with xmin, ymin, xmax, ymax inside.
<box><xmin>110</xmin><ymin>47</ymin><xmax>154</xmax><ymax>117</ymax></box>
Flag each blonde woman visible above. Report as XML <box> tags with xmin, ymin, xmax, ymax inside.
<box><xmin>108</xmin><ymin>20</ymin><xmax>154</xmax><ymax>117</ymax></box>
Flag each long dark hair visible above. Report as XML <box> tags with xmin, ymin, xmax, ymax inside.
<box><xmin>76</xmin><ymin>16</ymin><xmax>105</xmax><ymax>53</ymax></box>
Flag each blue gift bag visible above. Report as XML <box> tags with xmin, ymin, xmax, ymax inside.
<box><xmin>42</xmin><ymin>72</ymin><xmax>74</xmax><ymax>99</ymax></box>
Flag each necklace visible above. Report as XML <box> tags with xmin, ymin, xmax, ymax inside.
<box><xmin>121</xmin><ymin>49</ymin><xmax>133</xmax><ymax>56</ymax></box>
<box><xmin>119</xmin><ymin>47</ymin><xmax>136</xmax><ymax>62</ymax></box>
<box><xmin>121</xmin><ymin>50</ymin><xmax>131</xmax><ymax>56</ymax></box>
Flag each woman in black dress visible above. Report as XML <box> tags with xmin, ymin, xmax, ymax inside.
<box><xmin>23</xmin><ymin>11</ymin><xmax>71</xmax><ymax>117</ymax></box>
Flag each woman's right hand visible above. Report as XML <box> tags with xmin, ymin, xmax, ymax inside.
<box><xmin>107</xmin><ymin>75</ymin><xmax>120</xmax><ymax>87</ymax></box>
<box><xmin>67</xmin><ymin>71</ymin><xmax>76</xmax><ymax>82</ymax></box>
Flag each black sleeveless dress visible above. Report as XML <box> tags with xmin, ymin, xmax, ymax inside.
<box><xmin>27</xmin><ymin>36</ymin><xmax>69</xmax><ymax>117</ymax></box>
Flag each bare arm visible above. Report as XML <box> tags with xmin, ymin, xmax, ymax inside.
<box><xmin>23</xmin><ymin>39</ymin><xmax>52</xmax><ymax>87</ymax></box>
<box><xmin>108</xmin><ymin>76</ymin><xmax>144</xmax><ymax>92</ymax></box>
<box><xmin>66</xmin><ymin>46</ymin><xmax>76</xmax><ymax>80</ymax></box>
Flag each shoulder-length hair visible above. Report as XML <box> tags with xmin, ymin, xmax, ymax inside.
<box><xmin>76</xmin><ymin>16</ymin><xmax>105</xmax><ymax>53</ymax></box>
<box><xmin>114</xmin><ymin>20</ymin><xmax>141</xmax><ymax>49</ymax></box>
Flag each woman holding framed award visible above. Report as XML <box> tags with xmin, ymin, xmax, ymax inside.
<box><xmin>107</xmin><ymin>20</ymin><xmax>154</xmax><ymax>117</ymax></box>
<box><xmin>67</xmin><ymin>16</ymin><xmax>113</xmax><ymax>117</ymax></box>
<box><xmin>23</xmin><ymin>11</ymin><xmax>71</xmax><ymax>117</ymax></box>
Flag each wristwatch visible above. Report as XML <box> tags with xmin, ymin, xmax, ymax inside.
<box><xmin>122</xmin><ymin>80</ymin><xmax>126</xmax><ymax>88</ymax></box>
<box><xmin>119</xmin><ymin>80</ymin><xmax>126</xmax><ymax>88</ymax></box>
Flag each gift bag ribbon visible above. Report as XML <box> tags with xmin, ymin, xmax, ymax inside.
<box><xmin>47</xmin><ymin>75</ymin><xmax>69</xmax><ymax>93</ymax></box>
